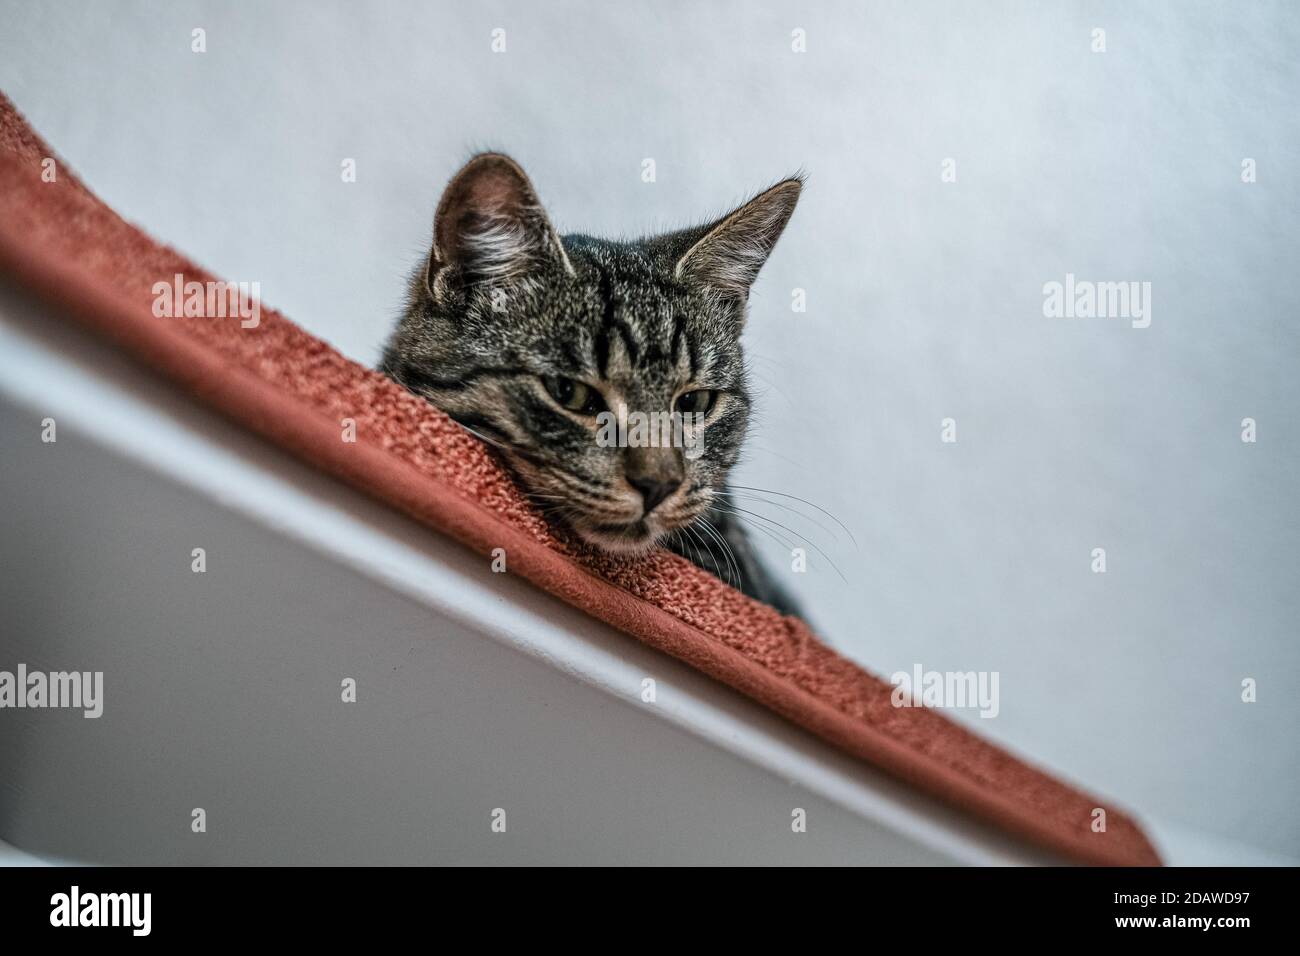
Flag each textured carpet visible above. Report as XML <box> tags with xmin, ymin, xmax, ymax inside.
<box><xmin>0</xmin><ymin>91</ymin><xmax>1160</xmax><ymax>865</ymax></box>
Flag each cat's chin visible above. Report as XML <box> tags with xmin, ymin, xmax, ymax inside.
<box><xmin>576</xmin><ymin>520</ymin><xmax>664</xmax><ymax>556</ymax></box>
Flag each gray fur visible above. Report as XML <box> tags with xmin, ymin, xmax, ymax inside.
<box><xmin>380</xmin><ymin>154</ymin><xmax>803</xmax><ymax>616</ymax></box>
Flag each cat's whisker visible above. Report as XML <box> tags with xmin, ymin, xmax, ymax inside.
<box><xmin>687</xmin><ymin>524</ymin><xmax>711</xmax><ymax>565</ymax></box>
<box><xmin>737</xmin><ymin>444</ymin><xmax>810</xmax><ymax>473</ymax></box>
<box><xmin>676</xmin><ymin>523</ymin><xmax>710</xmax><ymax>573</ymax></box>
<box><xmin>746</xmin><ymin>371</ymin><xmax>794</xmax><ymax>409</ymax></box>
<box><xmin>696</xmin><ymin>525</ymin><xmax>740</xmax><ymax>592</ymax></box>
<box><xmin>526</xmin><ymin>475</ymin><xmax>630</xmax><ymax>515</ymax></box>
<box><xmin>715</xmin><ymin>507</ymin><xmax>795</xmax><ymax>553</ymax></box>
<box><xmin>715</xmin><ymin>503</ymin><xmax>849</xmax><ymax>585</ymax></box>
<box><xmin>717</xmin><ymin>490</ymin><xmax>842</xmax><ymax>547</ymax></box>
<box><xmin>712</xmin><ymin>520</ymin><xmax>747</xmax><ymax>593</ymax></box>
<box><xmin>712</xmin><ymin>507</ymin><xmax>803</xmax><ymax>567</ymax></box>
<box><xmin>725</xmin><ymin>484</ymin><xmax>858</xmax><ymax>549</ymax></box>
<box><xmin>537</xmin><ymin>502</ymin><xmax>587</xmax><ymax>534</ymax></box>
<box><xmin>546</xmin><ymin>469</ymin><xmax>619</xmax><ymax>501</ymax></box>
<box><xmin>454</xmin><ymin>421</ymin><xmax>512</xmax><ymax>452</ymax></box>
<box><xmin>681</xmin><ymin>517</ymin><xmax>728</xmax><ymax>587</ymax></box>
<box><xmin>695</xmin><ymin>515</ymin><xmax>743</xmax><ymax>591</ymax></box>
<box><xmin>690</xmin><ymin>493</ymin><xmax>736</xmax><ymax>574</ymax></box>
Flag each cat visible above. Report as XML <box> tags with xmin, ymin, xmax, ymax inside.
<box><xmin>380</xmin><ymin>153</ymin><xmax>803</xmax><ymax>617</ymax></box>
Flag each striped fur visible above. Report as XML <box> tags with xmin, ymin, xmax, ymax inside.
<box><xmin>381</xmin><ymin>154</ymin><xmax>803</xmax><ymax>615</ymax></box>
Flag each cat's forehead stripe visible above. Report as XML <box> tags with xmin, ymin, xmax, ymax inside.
<box><xmin>591</xmin><ymin>260</ymin><xmax>616</xmax><ymax>377</ymax></box>
<box><xmin>585</xmin><ymin>250</ymin><xmax>709</xmax><ymax>385</ymax></box>
<box><xmin>590</xmin><ymin>258</ymin><xmax>658</xmax><ymax>380</ymax></box>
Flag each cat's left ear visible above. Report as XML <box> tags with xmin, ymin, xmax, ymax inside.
<box><xmin>673</xmin><ymin>177</ymin><xmax>803</xmax><ymax>300</ymax></box>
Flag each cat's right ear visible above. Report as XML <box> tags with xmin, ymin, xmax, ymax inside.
<box><xmin>672</xmin><ymin>177</ymin><xmax>803</xmax><ymax>302</ymax></box>
<box><xmin>425</xmin><ymin>153</ymin><xmax>574</xmax><ymax>302</ymax></box>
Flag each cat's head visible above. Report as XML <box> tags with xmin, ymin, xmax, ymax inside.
<box><xmin>382</xmin><ymin>153</ymin><xmax>800</xmax><ymax>554</ymax></box>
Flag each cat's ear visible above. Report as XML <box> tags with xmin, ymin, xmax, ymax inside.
<box><xmin>425</xmin><ymin>153</ymin><xmax>574</xmax><ymax>300</ymax></box>
<box><xmin>673</xmin><ymin>177</ymin><xmax>803</xmax><ymax>300</ymax></box>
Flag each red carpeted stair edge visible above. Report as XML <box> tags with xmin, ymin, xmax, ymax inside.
<box><xmin>0</xmin><ymin>92</ymin><xmax>1160</xmax><ymax>866</ymax></box>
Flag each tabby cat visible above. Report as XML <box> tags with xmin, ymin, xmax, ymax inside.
<box><xmin>380</xmin><ymin>154</ymin><xmax>803</xmax><ymax>617</ymax></box>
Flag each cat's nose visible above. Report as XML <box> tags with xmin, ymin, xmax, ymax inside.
<box><xmin>625</xmin><ymin>446</ymin><xmax>685</xmax><ymax>515</ymax></box>
<box><xmin>628</xmin><ymin>475</ymin><xmax>681</xmax><ymax>515</ymax></box>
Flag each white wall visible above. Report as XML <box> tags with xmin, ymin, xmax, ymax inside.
<box><xmin>2</xmin><ymin>0</ymin><xmax>1297</xmax><ymax>856</ymax></box>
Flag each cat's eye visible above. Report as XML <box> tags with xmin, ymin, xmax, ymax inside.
<box><xmin>675</xmin><ymin>389</ymin><xmax>716</xmax><ymax>417</ymax></box>
<box><xmin>542</xmin><ymin>375</ymin><xmax>607</xmax><ymax>416</ymax></box>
